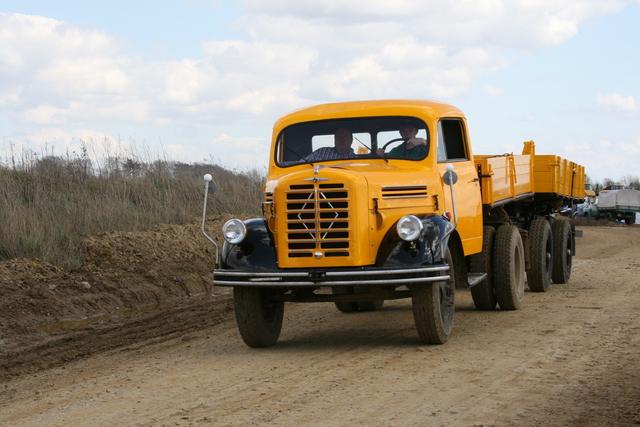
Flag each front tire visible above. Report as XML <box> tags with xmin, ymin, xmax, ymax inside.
<box><xmin>527</xmin><ymin>219</ymin><xmax>553</xmax><ymax>292</ymax></box>
<box><xmin>551</xmin><ymin>220</ymin><xmax>572</xmax><ymax>284</ymax></box>
<box><xmin>411</xmin><ymin>247</ymin><xmax>455</xmax><ymax>344</ymax></box>
<box><xmin>234</xmin><ymin>287</ymin><xmax>284</xmax><ymax>348</ymax></box>
<box><xmin>493</xmin><ymin>224</ymin><xmax>525</xmax><ymax>310</ymax></box>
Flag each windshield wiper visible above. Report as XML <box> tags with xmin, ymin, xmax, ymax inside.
<box><xmin>282</xmin><ymin>144</ymin><xmax>314</xmax><ymax>167</ymax></box>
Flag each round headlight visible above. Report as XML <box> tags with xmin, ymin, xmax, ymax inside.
<box><xmin>222</xmin><ymin>219</ymin><xmax>247</xmax><ymax>245</ymax></box>
<box><xmin>396</xmin><ymin>215</ymin><xmax>423</xmax><ymax>242</ymax></box>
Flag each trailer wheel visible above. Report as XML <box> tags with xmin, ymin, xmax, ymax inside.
<box><xmin>411</xmin><ymin>246</ymin><xmax>455</xmax><ymax>344</ymax></box>
<box><xmin>469</xmin><ymin>226</ymin><xmax>497</xmax><ymax>310</ymax></box>
<box><xmin>551</xmin><ymin>220</ymin><xmax>572</xmax><ymax>284</ymax></box>
<box><xmin>233</xmin><ymin>287</ymin><xmax>284</xmax><ymax>348</ymax></box>
<box><xmin>493</xmin><ymin>224</ymin><xmax>525</xmax><ymax>310</ymax></box>
<box><xmin>527</xmin><ymin>219</ymin><xmax>553</xmax><ymax>292</ymax></box>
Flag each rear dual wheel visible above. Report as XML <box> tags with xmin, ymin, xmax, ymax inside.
<box><xmin>527</xmin><ymin>219</ymin><xmax>553</xmax><ymax>292</ymax></box>
<box><xmin>493</xmin><ymin>224</ymin><xmax>526</xmax><ymax>310</ymax></box>
<box><xmin>551</xmin><ymin>220</ymin><xmax>572</xmax><ymax>284</ymax></box>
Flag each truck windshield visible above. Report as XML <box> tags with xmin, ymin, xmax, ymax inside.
<box><xmin>276</xmin><ymin>116</ymin><xmax>429</xmax><ymax>167</ymax></box>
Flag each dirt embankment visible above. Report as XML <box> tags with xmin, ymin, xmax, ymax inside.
<box><xmin>1</xmin><ymin>225</ymin><xmax>639</xmax><ymax>426</ymax></box>
<box><xmin>0</xmin><ymin>214</ymin><xmax>250</xmax><ymax>379</ymax></box>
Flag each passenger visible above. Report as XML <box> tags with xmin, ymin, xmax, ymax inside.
<box><xmin>376</xmin><ymin>123</ymin><xmax>427</xmax><ymax>159</ymax></box>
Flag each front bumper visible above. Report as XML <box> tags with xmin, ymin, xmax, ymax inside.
<box><xmin>213</xmin><ymin>264</ymin><xmax>450</xmax><ymax>287</ymax></box>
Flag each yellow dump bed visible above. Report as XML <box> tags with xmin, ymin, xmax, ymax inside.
<box><xmin>474</xmin><ymin>141</ymin><xmax>586</xmax><ymax>206</ymax></box>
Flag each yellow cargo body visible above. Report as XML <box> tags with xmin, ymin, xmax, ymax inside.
<box><xmin>475</xmin><ymin>141</ymin><xmax>586</xmax><ymax>206</ymax></box>
<box><xmin>474</xmin><ymin>154</ymin><xmax>533</xmax><ymax>206</ymax></box>
<box><xmin>532</xmin><ymin>156</ymin><xmax>586</xmax><ymax>199</ymax></box>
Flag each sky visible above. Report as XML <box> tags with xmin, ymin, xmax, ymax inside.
<box><xmin>1</xmin><ymin>0</ymin><xmax>639</xmax><ymax>183</ymax></box>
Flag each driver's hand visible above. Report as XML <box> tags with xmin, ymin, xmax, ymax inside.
<box><xmin>406</xmin><ymin>138</ymin><xmax>426</xmax><ymax>149</ymax></box>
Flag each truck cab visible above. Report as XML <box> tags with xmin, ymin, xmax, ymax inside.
<box><xmin>265</xmin><ymin>100</ymin><xmax>483</xmax><ymax>269</ymax></box>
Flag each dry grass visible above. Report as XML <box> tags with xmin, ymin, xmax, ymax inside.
<box><xmin>0</xmin><ymin>151</ymin><xmax>264</xmax><ymax>270</ymax></box>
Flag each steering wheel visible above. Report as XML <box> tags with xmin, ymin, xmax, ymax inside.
<box><xmin>379</xmin><ymin>138</ymin><xmax>409</xmax><ymax>159</ymax></box>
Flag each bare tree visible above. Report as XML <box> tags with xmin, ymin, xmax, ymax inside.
<box><xmin>621</xmin><ymin>174</ymin><xmax>640</xmax><ymax>190</ymax></box>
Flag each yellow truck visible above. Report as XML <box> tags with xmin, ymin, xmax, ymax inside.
<box><xmin>201</xmin><ymin>99</ymin><xmax>586</xmax><ymax>347</ymax></box>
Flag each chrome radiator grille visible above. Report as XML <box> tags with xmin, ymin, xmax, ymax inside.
<box><xmin>285</xmin><ymin>183</ymin><xmax>350</xmax><ymax>258</ymax></box>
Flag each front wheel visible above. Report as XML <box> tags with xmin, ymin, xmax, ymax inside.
<box><xmin>234</xmin><ymin>287</ymin><xmax>284</xmax><ymax>348</ymax></box>
<box><xmin>411</xmin><ymin>247</ymin><xmax>455</xmax><ymax>344</ymax></box>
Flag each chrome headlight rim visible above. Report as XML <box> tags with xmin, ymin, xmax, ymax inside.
<box><xmin>396</xmin><ymin>215</ymin><xmax>424</xmax><ymax>242</ymax></box>
<box><xmin>222</xmin><ymin>219</ymin><xmax>247</xmax><ymax>245</ymax></box>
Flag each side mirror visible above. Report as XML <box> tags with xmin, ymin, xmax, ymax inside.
<box><xmin>204</xmin><ymin>174</ymin><xmax>217</xmax><ymax>194</ymax></box>
<box><xmin>442</xmin><ymin>163</ymin><xmax>458</xmax><ymax>186</ymax></box>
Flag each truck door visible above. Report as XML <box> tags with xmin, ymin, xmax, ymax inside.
<box><xmin>436</xmin><ymin>118</ymin><xmax>483</xmax><ymax>255</ymax></box>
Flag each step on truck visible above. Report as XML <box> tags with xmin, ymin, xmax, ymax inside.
<box><xmin>201</xmin><ymin>99</ymin><xmax>586</xmax><ymax>347</ymax></box>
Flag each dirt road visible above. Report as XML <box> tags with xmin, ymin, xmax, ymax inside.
<box><xmin>1</xmin><ymin>227</ymin><xmax>639</xmax><ymax>426</ymax></box>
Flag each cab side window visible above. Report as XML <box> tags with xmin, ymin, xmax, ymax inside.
<box><xmin>437</xmin><ymin>118</ymin><xmax>468</xmax><ymax>162</ymax></box>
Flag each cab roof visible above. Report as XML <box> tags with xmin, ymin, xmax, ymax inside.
<box><xmin>273</xmin><ymin>99</ymin><xmax>465</xmax><ymax>133</ymax></box>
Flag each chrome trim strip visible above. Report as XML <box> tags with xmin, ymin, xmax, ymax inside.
<box><xmin>381</xmin><ymin>185</ymin><xmax>428</xmax><ymax>190</ymax></box>
<box><xmin>382</xmin><ymin>195</ymin><xmax>428</xmax><ymax>199</ymax></box>
<box><xmin>215</xmin><ymin>265</ymin><xmax>448</xmax><ymax>278</ymax></box>
<box><xmin>214</xmin><ymin>275</ymin><xmax>450</xmax><ymax>287</ymax></box>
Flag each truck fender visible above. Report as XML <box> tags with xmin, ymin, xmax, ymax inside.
<box><xmin>376</xmin><ymin>215</ymin><xmax>454</xmax><ymax>267</ymax></box>
<box><xmin>221</xmin><ymin>218</ymin><xmax>278</xmax><ymax>270</ymax></box>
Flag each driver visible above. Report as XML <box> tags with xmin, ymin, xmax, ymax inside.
<box><xmin>287</xmin><ymin>127</ymin><xmax>356</xmax><ymax>164</ymax></box>
<box><xmin>376</xmin><ymin>122</ymin><xmax>427</xmax><ymax>159</ymax></box>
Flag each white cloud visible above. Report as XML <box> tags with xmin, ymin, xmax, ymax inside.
<box><xmin>23</xmin><ymin>105</ymin><xmax>67</xmax><ymax>125</ymax></box>
<box><xmin>620</xmin><ymin>137</ymin><xmax>640</xmax><ymax>156</ymax></box>
<box><xmin>0</xmin><ymin>2</ymin><xmax>637</xmax><ymax>173</ymax></box>
<box><xmin>1</xmin><ymin>4</ymin><xmax>627</xmax><ymax>132</ymax></box>
<box><xmin>243</xmin><ymin>0</ymin><xmax>626</xmax><ymax>49</ymax></box>
<box><xmin>564</xmin><ymin>141</ymin><xmax>591</xmax><ymax>154</ymax></box>
<box><xmin>207</xmin><ymin>134</ymin><xmax>270</xmax><ymax>169</ymax></box>
<box><xmin>0</xmin><ymin>127</ymin><xmax>121</xmax><ymax>167</ymax></box>
<box><xmin>596</xmin><ymin>90</ymin><xmax>638</xmax><ymax>111</ymax></box>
